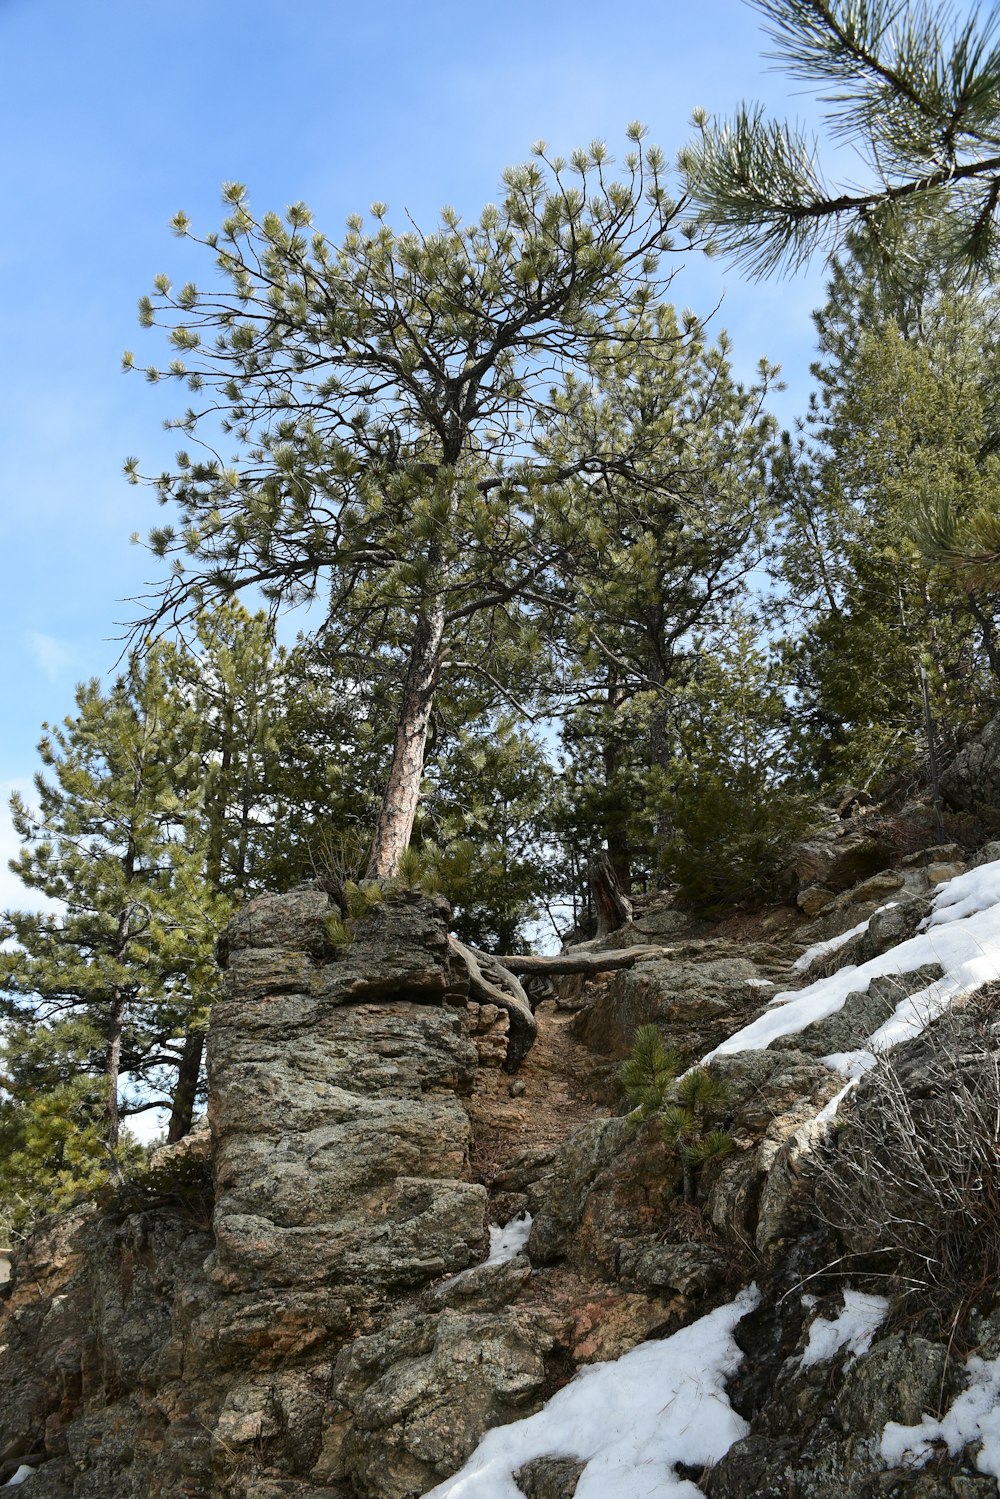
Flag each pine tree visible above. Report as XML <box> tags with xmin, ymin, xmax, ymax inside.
<box><xmin>0</xmin><ymin>651</ymin><xmax>223</xmax><ymax>1185</ymax></box>
<box><xmin>680</xmin><ymin>0</ymin><xmax>1000</xmax><ymax>280</ymax></box>
<box><xmin>153</xmin><ymin>604</ymin><xmax>283</xmax><ymax>1139</ymax></box>
<box><xmin>540</xmin><ymin>309</ymin><xmax>780</xmax><ymax>885</ymax></box>
<box><xmin>124</xmin><ymin>135</ymin><xmax>698</xmax><ymax>880</ymax></box>
<box><xmin>777</xmin><ymin>264</ymin><xmax>1000</xmax><ymax>784</ymax></box>
<box><xmin>657</xmin><ymin>611</ymin><xmax>815</xmax><ymax>907</ymax></box>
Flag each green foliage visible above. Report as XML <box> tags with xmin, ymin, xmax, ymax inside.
<box><xmin>106</xmin><ymin>1147</ymin><xmax>214</xmax><ymax>1232</ymax></box>
<box><xmin>541</xmin><ymin>308</ymin><xmax>781</xmax><ymax>890</ymax></box>
<box><xmin>0</xmin><ymin>603</ymin><xmax>286</xmax><ymax>1226</ymax></box>
<box><xmin>415</xmin><ymin>715</ymin><xmax>562</xmax><ymax>950</ymax></box>
<box><xmin>681</xmin><ymin>0</ymin><xmax>1000</xmax><ymax>281</ymax></box>
<box><xmin>619</xmin><ymin>1029</ymin><xmax>734</xmax><ymax>1203</ymax></box>
<box><xmin>657</xmin><ymin>614</ymin><xmax>817</xmax><ymax>908</ymax></box>
<box><xmin>323</xmin><ymin>914</ymin><xmax>354</xmax><ymax>954</ymax></box>
<box><xmin>343</xmin><ymin>880</ymin><xmax>384</xmax><ymax>923</ymax></box>
<box><xmin>128</xmin><ymin>137</ymin><xmax>691</xmax><ymax>878</ymax></box>
<box><xmin>390</xmin><ymin>846</ymin><xmax>442</xmax><ymax>895</ymax></box>
<box><xmin>661</xmin><ymin>1066</ymin><xmax>734</xmax><ymax>1200</ymax></box>
<box><xmin>778</xmin><ymin>265</ymin><xmax>1000</xmax><ymax>786</ymax></box>
<box><xmin>0</xmin><ymin>1016</ymin><xmax>144</xmax><ymax>1235</ymax></box>
<box><xmin>618</xmin><ymin>1024</ymin><xmax>680</xmax><ymax>1118</ymax></box>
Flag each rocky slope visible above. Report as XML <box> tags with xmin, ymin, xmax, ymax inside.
<box><xmin>3</xmin><ymin>812</ymin><xmax>1000</xmax><ymax>1497</ymax></box>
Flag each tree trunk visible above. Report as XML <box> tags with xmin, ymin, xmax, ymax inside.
<box><xmin>105</xmin><ymin>994</ymin><xmax>124</xmax><ymax>1158</ymax></box>
<box><xmin>588</xmin><ymin>851</ymin><xmax>633</xmax><ymax>938</ymax></box>
<box><xmin>367</xmin><ymin>596</ymin><xmax>447</xmax><ymax>880</ymax></box>
<box><xmin>166</xmin><ymin>1029</ymin><xmax>205</xmax><ymax>1143</ymax></box>
<box><xmin>601</xmin><ymin>667</ymin><xmax>632</xmax><ymax>889</ymax></box>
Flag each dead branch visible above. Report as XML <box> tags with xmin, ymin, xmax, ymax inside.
<box><xmin>492</xmin><ymin>947</ymin><xmax>674</xmax><ymax>976</ymax></box>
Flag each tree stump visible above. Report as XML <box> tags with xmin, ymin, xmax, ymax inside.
<box><xmin>587</xmin><ymin>850</ymin><xmax>633</xmax><ymax>938</ymax></box>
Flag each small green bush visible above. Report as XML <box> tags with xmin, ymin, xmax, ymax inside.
<box><xmin>619</xmin><ymin>1024</ymin><xmax>733</xmax><ymax>1201</ymax></box>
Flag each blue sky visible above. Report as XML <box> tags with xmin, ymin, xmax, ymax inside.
<box><xmin>0</xmin><ymin>0</ymin><xmax>836</xmax><ymax>904</ymax></box>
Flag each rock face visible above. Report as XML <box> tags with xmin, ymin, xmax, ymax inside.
<box><xmin>209</xmin><ymin>888</ymin><xmax>485</xmax><ymax>1303</ymax></box>
<box><xmin>942</xmin><ymin>715</ymin><xmax>1000</xmax><ymax>811</ymax></box>
<box><xmin>0</xmin><ymin>889</ymin><xmax>516</xmax><ymax>1499</ymax></box>
<box><xmin>568</xmin><ymin>945</ymin><xmax>772</xmax><ymax>1066</ymax></box>
<box><xmin>4</xmin><ymin>847</ymin><xmax>1000</xmax><ymax>1499</ymax></box>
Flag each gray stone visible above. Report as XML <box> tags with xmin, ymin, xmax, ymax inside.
<box><xmin>835</xmin><ymin>869</ymin><xmax>905</xmax><ymax>906</ymax></box>
<box><xmin>797</xmin><ymin>884</ymin><xmax>836</xmax><ymax>916</ymax></box>
<box><xmin>793</xmin><ymin>832</ymin><xmax>894</xmax><ymax>894</ymax></box>
<box><xmin>769</xmin><ymin>965</ymin><xmax>944</xmax><ymax>1058</ymax></box>
<box><xmin>209</xmin><ymin>894</ymin><xmax>487</xmax><ymax>1298</ymax></box>
<box><xmin>833</xmin><ymin>1333</ymin><xmax>950</xmax><ymax>1433</ymax></box>
<box><xmin>428</xmin><ymin>1252</ymin><xmax>532</xmax><ymax>1312</ymax></box>
<box><xmin>970</xmin><ymin>839</ymin><xmax>1000</xmax><ymax>870</ymax></box>
<box><xmin>569</xmin><ymin>950</ymin><xmax>768</xmax><ymax>1064</ymax></box>
<box><xmin>803</xmin><ymin>895</ymin><xmax>932</xmax><ymax>978</ymax></box>
<box><xmin>335</xmin><ymin>1308</ymin><xmax>556</xmax><ymax>1498</ymax></box>
<box><xmin>942</xmin><ymin>716</ymin><xmax>1000</xmax><ymax>812</ymax></box>
<box><xmin>616</xmin><ymin>1240</ymin><xmax>728</xmax><ymax>1296</ymax></box>
<box><xmin>515</xmin><ymin>1455</ymin><xmax>587</xmax><ymax>1498</ymax></box>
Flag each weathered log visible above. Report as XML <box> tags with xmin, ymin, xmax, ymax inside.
<box><xmin>588</xmin><ymin>850</ymin><xmax>632</xmax><ymax>937</ymax></box>
<box><xmin>493</xmin><ymin>947</ymin><xmax>673</xmax><ymax>976</ymax></box>
<box><xmin>449</xmin><ymin>936</ymin><xmax>538</xmax><ymax>1074</ymax></box>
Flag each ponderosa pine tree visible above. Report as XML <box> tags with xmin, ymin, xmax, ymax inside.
<box><xmin>655</xmin><ymin>610</ymin><xmax>814</xmax><ymax>907</ymax></box>
<box><xmin>777</xmin><ymin>260</ymin><xmax>1000</xmax><ymax>784</ymax></box>
<box><xmin>0</xmin><ymin>606</ymin><xmax>284</xmax><ymax>1194</ymax></box>
<box><xmin>0</xmin><ymin>651</ymin><xmax>224</xmax><ymax>1172</ymax></box>
<box><xmin>153</xmin><ymin>603</ymin><xmax>282</xmax><ymax>1139</ymax></box>
<box><xmin>538</xmin><ymin>307</ymin><xmax>780</xmax><ymax>884</ymax></box>
<box><xmin>125</xmin><ymin>133</ymin><xmax>697</xmax><ymax>881</ymax></box>
<box><xmin>680</xmin><ymin>0</ymin><xmax>1000</xmax><ymax>280</ymax></box>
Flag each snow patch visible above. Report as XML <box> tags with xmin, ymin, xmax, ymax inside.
<box><xmin>800</xmin><ymin>1290</ymin><xmax>888</xmax><ymax>1369</ymax></box>
<box><xmin>1</xmin><ymin>1466</ymin><xmax>35</xmax><ymax>1488</ymax></box>
<box><xmin>485</xmin><ymin>1212</ymin><xmax>532</xmax><ymax>1266</ymax></box>
<box><xmin>703</xmin><ymin>860</ymin><xmax>1000</xmax><ymax>1069</ymax></box>
<box><xmin>437</xmin><ymin>1213</ymin><xmax>533</xmax><ymax>1294</ymax></box>
<box><xmin>424</xmin><ymin>1285</ymin><xmax>761</xmax><ymax>1499</ymax></box>
<box><xmin>881</xmin><ymin>1351</ymin><xmax>1000</xmax><ymax>1479</ymax></box>
<box><xmin>792</xmin><ymin>914</ymin><xmax>876</xmax><ymax>975</ymax></box>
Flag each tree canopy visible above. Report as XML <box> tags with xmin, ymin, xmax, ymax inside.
<box><xmin>126</xmin><ymin>133</ymin><xmax>702</xmax><ymax>878</ymax></box>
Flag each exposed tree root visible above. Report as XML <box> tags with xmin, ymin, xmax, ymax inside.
<box><xmin>449</xmin><ymin>936</ymin><xmax>538</xmax><ymax>1073</ymax></box>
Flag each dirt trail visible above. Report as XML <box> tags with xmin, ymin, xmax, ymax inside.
<box><xmin>464</xmin><ymin>898</ymin><xmax>822</xmax><ymax>1208</ymax></box>
<box><xmin>467</xmin><ymin>994</ymin><xmax>614</xmax><ymax>1189</ymax></box>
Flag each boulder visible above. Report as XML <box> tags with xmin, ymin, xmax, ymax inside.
<box><xmin>333</xmin><ymin>1307</ymin><xmax>557</xmax><ymax>1498</ymax></box>
<box><xmin>209</xmin><ymin>891</ymin><xmax>487</xmax><ymax>1301</ymax></box>
<box><xmin>569</xmin><ymin>949</ymin><xmax>768</xmax><ymax>1064</ymax></box>
<box><xmin>515</xmin><ymin>1456</ymin><xmax>586</xmax><ymax>1499</ymax></box>
<box><xmin>941</xmin><ymin>716</ymin><xmax>1000</xmax><ymax>812</ymax></box>
<box><xmin>768</xmin><ymin>964</ymin><xmax>943</xmax><ymax>1059</ymax></box>
<box><xmin>792</xmin><ymin>831</ymin><xmax>894</xmax><ymax>894</ymax></box>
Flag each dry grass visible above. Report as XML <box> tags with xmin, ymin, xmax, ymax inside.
<box><xmin>816</xmin><ymin>1001</ymin><xmax>1000</xmax><ymax>1337</ymax></box>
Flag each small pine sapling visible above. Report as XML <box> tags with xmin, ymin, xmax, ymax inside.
<box><xmin>324</xmin><ymin>913</ymin><xmax>354</xmax><ymax>955</ymax></box>
<box><xmin>343</xmin><ymin>880</ymin><xmax>384</xmax><ymax>922</ymax></box>
<box><xmin>662</xmin><ymin>1067</ymin><xmax>734</xmax><ymax>1202</ymax></box>
<box><xmin>391</xmin><ymin>846</ymin><xmax>442</xmax><ymax>895</ymax></box>
<box><xmin>619</xmin><ymin>1024</ymin><xmax>681</xmax><ymax>1119</ymax></box>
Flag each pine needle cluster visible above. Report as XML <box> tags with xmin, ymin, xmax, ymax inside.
<box><xmin>619</xmin><ymin>1025</ymin><xmax>734</xmax><ymax>1202</ymax></box>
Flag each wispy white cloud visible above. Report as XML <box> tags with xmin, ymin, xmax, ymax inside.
<box><xmin>27</xmin><ymin>631</ymin><xmax>75</xmax><ymax>682</ymax></box>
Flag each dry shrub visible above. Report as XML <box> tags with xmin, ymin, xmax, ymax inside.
<box><xmin>816</xmin><ymin>1000</ymin><xmax>1000</xmax><ymax>1334</ymax></box>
